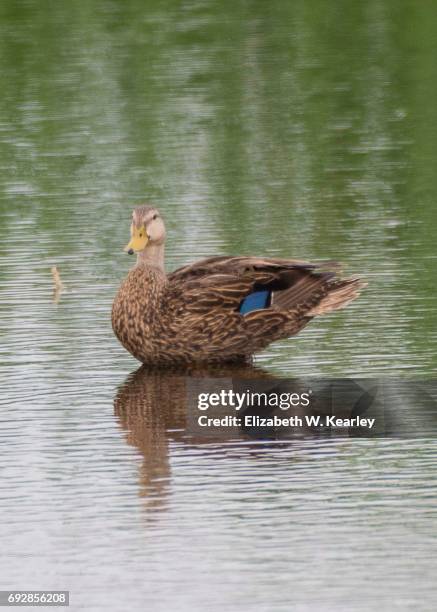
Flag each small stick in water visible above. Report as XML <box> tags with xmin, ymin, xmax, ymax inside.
<box><xmin>51</xmin><ymin>266</ymin><xmax>64</xmax><ymax>303</ymax></box>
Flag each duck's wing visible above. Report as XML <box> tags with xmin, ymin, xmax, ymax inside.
<box><xmin>168</xmin><ymin>256</ymin><xmax>365</xmax><ymax>317</ymax></box>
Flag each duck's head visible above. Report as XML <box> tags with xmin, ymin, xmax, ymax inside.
<box><xmin>124</xmin><ymin>205</ymin><xmax>166</xmax><ymax>255</ymax></box>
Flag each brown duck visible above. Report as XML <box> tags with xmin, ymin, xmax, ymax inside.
<box><xmin>112</xmin><ymin>205</ymin><xmax>365</xmax><ymax>365</ymax></box>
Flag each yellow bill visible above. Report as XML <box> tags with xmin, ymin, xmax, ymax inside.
<box><xmin>124</xmin><ymin>224</ymin><xmax>148</xmax><ymax>253</ymax></box>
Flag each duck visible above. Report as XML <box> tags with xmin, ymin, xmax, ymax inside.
<box><xmin>112</xmin><ymin>205</ymin><xmax>366</xmax><ymax>366</ymax></box>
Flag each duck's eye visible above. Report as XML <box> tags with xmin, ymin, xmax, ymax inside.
<box><xmin>152</xmin><ymin>214</ymin><xmax>158</xmax><ymax>220</ymax></box>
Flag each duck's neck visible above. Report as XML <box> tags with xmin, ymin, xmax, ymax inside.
<box><xmin>136</xmin><ymin>243</ymin><xmax>165</xmax><ymax>272</ymax></box>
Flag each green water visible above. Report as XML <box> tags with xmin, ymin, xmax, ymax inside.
<box><xmin>0</xmin><ymin>1</ymin><xmax>436</xmax><ymax>611</ymax></box>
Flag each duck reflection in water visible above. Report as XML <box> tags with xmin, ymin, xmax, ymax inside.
<box><xmin>113</xmin><ymin>365</ymin><xmax>373</xmax><ymax>508</ymax></box>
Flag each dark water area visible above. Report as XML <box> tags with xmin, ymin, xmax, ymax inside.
<box><xmin>0</xmin><ymin>1</ymin><xmax>436</xmax><ymax>610</ymax></box>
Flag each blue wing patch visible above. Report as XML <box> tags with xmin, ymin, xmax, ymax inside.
<box><xmin>239</xmin><ymin>289</ymin><xmax>271</xmax><ymax>314</ymax></box>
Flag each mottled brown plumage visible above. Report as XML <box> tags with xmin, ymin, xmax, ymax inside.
<box><xmin>112</xmin><ymin>205</ymin><xmax>366</xmax><ymax>365</ymax></box>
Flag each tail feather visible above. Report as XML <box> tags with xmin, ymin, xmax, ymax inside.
<box><xmin>306</xmin><ymin>278</ymin><xmax>367</xmax><ymax>317</ymax></box>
